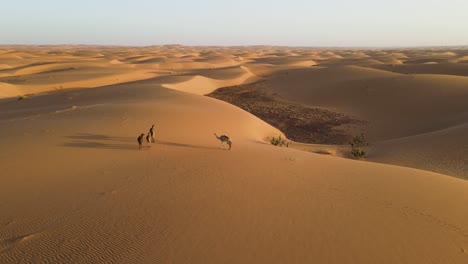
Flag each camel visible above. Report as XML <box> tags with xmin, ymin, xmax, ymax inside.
<box><xmin>214</xmin><ymin>133</ymin><xmax>232</xmax><ymax>150</ymax></box>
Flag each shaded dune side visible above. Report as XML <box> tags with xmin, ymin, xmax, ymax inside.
<box><xmin>370</xmin><ymin>124</ymin><xmax>468</xmax><ymax>179</ymax></box>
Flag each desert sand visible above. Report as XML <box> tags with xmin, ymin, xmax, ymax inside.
<box><xmin>0</xmin><ymin>45</ymin><xmax>467</xmax><ymax>263</ymax></box>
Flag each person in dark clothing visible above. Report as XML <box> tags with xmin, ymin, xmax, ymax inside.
<box><xmin>149</xmin><ymin>125</ymin><xmax>156</xmax><ymax>143</ymax></box>
<box><xmin>137</xmin><ymin>133</ymin><xmax>145</xmax><ymax>150</ymax></box>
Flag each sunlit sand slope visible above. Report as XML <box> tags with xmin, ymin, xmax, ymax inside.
<box><xmin>1</xmin><ymin>82</ymin><xmax>468</xmax><ymax>263</ymax></box>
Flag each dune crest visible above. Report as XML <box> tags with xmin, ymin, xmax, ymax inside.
<box><xmin>162</xmin><ymin>66</ymin><xmax>259</xmax><ymax>95</ymax></box>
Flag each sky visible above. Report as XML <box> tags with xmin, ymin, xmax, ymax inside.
<box><xmin>1</xmin><ymin>0</ymin><xmax>467</xmax><ymax>47</ymax></box>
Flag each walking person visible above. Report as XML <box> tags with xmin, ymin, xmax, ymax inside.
<box><xmin>149</xmin><ymin>124</ymin><xmax>156</xmax><ymax>143</ymax></box>
<box><xmin>137</xmin><ymin>133</ymin><xmax>145</xmax><ymax>150</ymax></box>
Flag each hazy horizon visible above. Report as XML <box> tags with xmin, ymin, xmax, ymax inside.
<box><xmin>1</xmin><ymin>0</ymin><xmax>467</xmax><ymax>47</ymax></box>
<box><xmin>2</xmin><ymin>43</ymin><xmax>468</xmax><ymax>49</ymax></box>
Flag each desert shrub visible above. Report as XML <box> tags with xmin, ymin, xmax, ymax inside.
<box><xmin>349</xmin><ymin>133</ymin><xmax>368</xmax><ymax>159</ymax></box>
<box><xmin>270</xmin><ymin>135</ymin><xmax>290</xmax><ymax>147</ymax></box>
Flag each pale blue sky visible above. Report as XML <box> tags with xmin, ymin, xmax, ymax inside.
<box><xmin>1</xmin><ymin>0</ymin><xmax>467</xmax><ymax>46</ymax></box>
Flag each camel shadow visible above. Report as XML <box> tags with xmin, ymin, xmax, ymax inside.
<box><xmin>156</xmin><ymin>140</ymin><xmax>220</xmax><ymax>150</ymax></box>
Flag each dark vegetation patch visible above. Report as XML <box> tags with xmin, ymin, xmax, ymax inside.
<box><xmin>208</xmin><ymin>82</ymin><xmax>366</xmax><ymax>144</ymax></box>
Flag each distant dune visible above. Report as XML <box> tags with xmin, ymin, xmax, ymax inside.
<box><xmin>0</xmin><ymin>45</ymin><xmax>467</xmax><ymax>263</ymax></box>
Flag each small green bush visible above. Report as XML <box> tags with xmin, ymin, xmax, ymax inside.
<box><xmin>270</xmin><ymin>135</ymin><xmax>290</xmax><ymax>147</ymax></box>
<box><xmin>349</xmin><ymin>133</ymin><xmax>368</xmax><ymax>159</ymax></box>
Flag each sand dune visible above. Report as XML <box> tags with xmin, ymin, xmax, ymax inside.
<box><xmin>162</xmin><ymin>66</ymin><xmax>259</xmax><ymax>95</ymax></box>
<box><xmin>0</xmin><ymin>82</ymin><xmax>20</xmax><ymax>98</ymax></box>
<box><xmin>0</xmin><ymin>64</ymin><xmax>12</xmax><ymax>70</ymax></box>
<box><xmin>0</xmin><ymin>45</ymin><xmax>467</xmax><ymax>263</ymax></box>
<box><xmin>451</xmin><ymin>55</ymin><xmax>468</xmax><ymax>63</ymax></box>
<box><xmin>370</xmin><ymin>123</ymin><xmax>468</xmax><ymax>178</ymax></box>
<box><xmin>221</xmin><ymin>64</ymin><xmax>467</xmax><ymax>177</ymax></box>
<box><xmin>373</xmin><ymin>63</ymin><xmax>468</xmax><ymax>77</ymax></box>
<box><xmin>251</xmin><ymin>66</ymin><xmax>468</xmax><ymax>140</ymax></box>
<box><xmin>12</xmin><ymin>62</ymin><xmax>81</xmax><ymax>76</ymax></box>
<box><xmin>1</xmin><ymin>81</ymin><xmax>468</xmax><ymax>263</ymax></box>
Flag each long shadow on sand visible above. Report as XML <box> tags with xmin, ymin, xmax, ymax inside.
<box><xmin>66</xmin><ymin>133</ymin><xmax>133</xmax><ymax>142</ymax></box>
<box><xmin>60</xmin><ymin>133</ymin><xmax>137</xmax><ymax>150</ymax></box>
<box><xmin>60</xmin><ymin>133</ymin><xmax>220</xmax><ymax>151</ymax></box>
<box><xmin>60</xmin><ymin>141</ymin><xmax>138</xmax><ymax>150</ymax></box>
<box><xmin>156</xmin><ymin>140</ymin><xmax>220</xmax><ymax>150</ymax></box>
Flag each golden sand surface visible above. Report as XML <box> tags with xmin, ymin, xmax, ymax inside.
<box><xmin>0</xmin><ymin>45</ymin><xmax>467</xmax><ymax>263</ymax></box>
